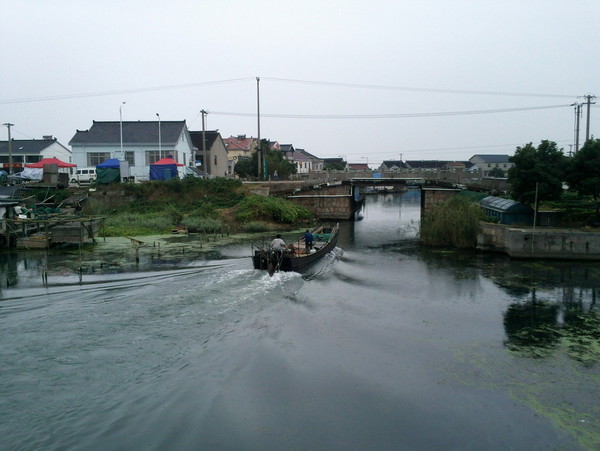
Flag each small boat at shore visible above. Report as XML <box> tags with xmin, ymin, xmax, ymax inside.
<box><xmin>252</xmin><ymin>223</ymin><xmax>339</xmax><ymax>275</ymax></box>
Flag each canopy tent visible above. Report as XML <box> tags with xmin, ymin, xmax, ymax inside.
<box><xmin>25</xmin><ymin>157</ymin><xmax>77</xmax><ymax>168</ymax></box>
<box><xmin>150</xmin><ymin>158</ymin><xmax>183</xmax><ymax>181</ymax></box>
<box><xmin>96</xmin><ymin>158</ymin><xmax>121</xmax><ymax>184</ymax></box>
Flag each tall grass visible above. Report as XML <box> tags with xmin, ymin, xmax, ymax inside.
<box><xmin>102</xmin><ymin>213</ymin><xmax>174</xmax><ymax>236</ymax></box>
<box><xmin>420</xmin><ymin>196</ymin><xmax>483</xmax><ymax>248</ymax></box>
<box><xmin>235</xmin><ymin>195</ymin><xmax>312</xmax><ymax>223</ymax></box>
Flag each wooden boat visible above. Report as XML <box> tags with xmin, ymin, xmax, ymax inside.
<box><xmin>252</xmin><ymin>223</ymin><xmax>339</xmax><ymax>275</ymax></box>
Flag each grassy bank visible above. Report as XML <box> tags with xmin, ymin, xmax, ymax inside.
<box><xmin>85</xmin><ymin>178</ymin><xmax>313</xmax><ymax>237</ymax></box>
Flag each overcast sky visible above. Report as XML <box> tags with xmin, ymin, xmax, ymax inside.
<box><xmin>1</xmin><ymin>0</ymin><xmax>598</xmax><ymax>165</ymax></box>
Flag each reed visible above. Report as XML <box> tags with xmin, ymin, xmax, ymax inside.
<box><xmin>420</xmin><ymin>196</ymin><xmax>483</xmax><ymax>248</ymax></box>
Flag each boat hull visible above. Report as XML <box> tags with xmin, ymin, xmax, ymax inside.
<box><xmin>253</xmin><ymin>224</ymin><xmax>339</xmax><ymax>273</ymax></box>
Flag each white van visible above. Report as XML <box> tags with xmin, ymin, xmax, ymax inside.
<box><xmin>71</xmin><ymin>168</ymin><xmax>97</xmax><ymax>183</ymax></box>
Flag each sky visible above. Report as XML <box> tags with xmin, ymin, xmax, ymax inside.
<box><xmin>1</xmin><ymin>0</ymin><xmax>598</xmax><ymax>166</ymax></box>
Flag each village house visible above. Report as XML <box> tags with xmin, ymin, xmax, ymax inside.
<box><xmin>290</xmin><ymin>148</ymin><xmax>324</xmax><ymax>174</ymax></box>
<box><xmin>379</xmin><ymin>160</ymin><xmax>407</xmax><ymax>172</ymax></box>
<box><xmin>0</xmin><ymin>136</ymin><xmax>71</xmax><ymax>173</ymax></box>
<box><xmin>189</xmin><ymin>131</ymin><xmax>229</xmax><ymax>178</ymax></box>
<box><xmin>69</xmin><ymin>120</ymin><xmax>194</xmax><ymax>181</ymax></box>
<box><xmin>469</xmin><ymin>154</ymin><xmax>513</xmax><ymax>177</ymax></box>
<box><xmin>347</xmin><ymin>163</ymin><xmax>370</xmax><ymax>171</ymax></box>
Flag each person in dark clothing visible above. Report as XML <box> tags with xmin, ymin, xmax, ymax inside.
<box><xmin>304</xmin><ymin>229</ymin><xmax>313</xmax><ymax>252</ymax></box>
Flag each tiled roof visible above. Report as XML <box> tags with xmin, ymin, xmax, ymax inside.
<box><xmin>405</xmin><ymin>160</ymin><xmax>447</xmax><ymax>169</ymax></box>
<box><xmin>223</xmin><ymin>135</ymin><xmax>256</xmax><ymax>151</ymax></box>
<box><xmin>69</xmin><ymin>121</ymin><xmax>187</xmax><ymax>146</ymax></box>
<box><xmin>189</xmin><ymin>131</ymin><xmax>220</xmax><ymax>151</ymax></box>
<box><xmin>348</xmin><ymin>163</ymin><xmax>370</xmax><ymax>170</ymax></box>
<box><xmin>0</xmin><ymin>138</ymin><xmax>61</xmax><ymax>155</ymax></box>
<box><xmin>381</xmin><ymin>160</ymin><xmax>406</xmax><ymax>168</ymax></box>
<box><xmin>470</xmin><ymin>154</ymin><xmax>511</xmax><ymax>163</ymax></box>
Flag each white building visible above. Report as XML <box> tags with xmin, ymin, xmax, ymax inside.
<box><xmin>69</xmin><ymin>121</ymin><xmax>194</xmax><ymax>180</ymax></box>
<box><xmin>0</xmin><ymin>136</ymin><xmax>71</xmax><ymax>173</ymax></box>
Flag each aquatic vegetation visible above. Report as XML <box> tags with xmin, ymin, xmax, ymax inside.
<box><xmin>420</xmin><ymin>196</ymin><xmax>484</xmax><ymax>248</ymax></box>
<box><xmin>240</xmin><ymin>221</ymin><xmax>273</xmax><ymax>233</ymax></box>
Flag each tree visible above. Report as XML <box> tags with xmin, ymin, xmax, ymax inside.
<box><xmin>507</xmin><ymin>140</ymin><xmax>566</xmax><ymax>207</ymax></box>
<box><xmin>566</xmin><ymin>139</ymin><xmax>600</xmax><ymax>215</ymax></box>
<box><xmin>488</xmin><ymin>167</ymin><xmax>505</xmax><ymax>178</ymax></box>
<box><xmin>233</xmin><ymin>140</ymin><xmax>296</xmax><ymax>180</ymax></box>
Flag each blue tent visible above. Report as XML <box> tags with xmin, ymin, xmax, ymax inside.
<box><xmin>150</xmin><ymin>157</ymin><xmax>182</xmax><ymax>181</ymax></box>
<box><xmin>96</xmin><ymin>158</ymin><xmax>121</xmax><ymax>184</ymax></box>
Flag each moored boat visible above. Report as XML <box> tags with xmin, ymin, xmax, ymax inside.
<box><xmin>252</xmin><ymin>223</ymin><xmax>339</xmax><ymax>275</ymax></box>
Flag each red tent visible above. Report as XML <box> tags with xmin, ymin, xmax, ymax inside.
<box><xmin>152</xmin><ymin>158</ymin><xmax>183</xmax><ymax>166</ymax></box>
<box><xmin>26</xmin><ymin>157</ymin><xmax>77</xmax><ymax>168</ymax></box>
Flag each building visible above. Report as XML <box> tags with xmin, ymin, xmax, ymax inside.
<box><xmin>469</xmin><ymin>154</ymin><xmax>513</xmax><ymax>177</ymax></box>
<box><xmin>289</xmin><ymin>148</ymin><xmax>323</xmax><ymax>174</ymax></box>
<box><xmin>189</xmin><ymin>131</ymin><xmax>229</xmax><ymax>177</ymax></box>
<box><xmin>347</xmin><ymin>163</ymin><xmax>370</xmax><ymax>171</ymax></box>
<box><xmin>224</xmin><ymin>135</ymin><xmax>257</xmax><ymax>173</ymax></box>
<box><xmin>323</xmin><ymin>157</ymin><xmax>347</xmax><ymax>170</ymax></box>
<box><xmin>405</xmin><ymin>160</ymin><xmax>447</xmax><ymax>171</ymax></box>
<box><xmin>0</xmin><ymin>136</ymin><xmax>71</xmax><ymax>173</ymax></box>
<box><xmin>69</xmin><ymin>121</ymin><xmax>194</xmax><ymax>180</ymax></box>
<box><xmin>379</xmin><ymin>160</ymin><xmax>407</xmax><ymax>171</ymax></box>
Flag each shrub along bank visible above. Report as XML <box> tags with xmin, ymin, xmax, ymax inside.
<box><xmin>83</xmin><ymin>178</ymin><xmax>313</xmax><ymax>237</ymax></box>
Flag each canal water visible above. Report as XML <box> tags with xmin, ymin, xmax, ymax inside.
<box><xmin>0</xmin><ymin>191</ymin><xmax>598</xmax><ymax>450</ymax></box>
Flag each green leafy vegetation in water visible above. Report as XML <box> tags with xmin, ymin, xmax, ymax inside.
<box><xmin>504</xmin><ymin>298</ymin><xmax>600</xmax><ymax>366</ymax></box>
<box><xmin>420</xmin><ymin>196</ymin><xmax>484</xmax><ymax>248</ymax></box>
<box><xmin>235</xmin><ymin>195</ymin><xmax>313</xmax><ymax>224</ymax></box>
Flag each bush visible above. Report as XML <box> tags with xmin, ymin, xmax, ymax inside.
<box><xmin>420</xmin><ymin>196</ymin><xmax>484</xmax><ymax>248</ymax></box>
<box><xmin>235</xmin><ymin>195</ymin><xmax>312</xmax><ymax>223</ymax></box>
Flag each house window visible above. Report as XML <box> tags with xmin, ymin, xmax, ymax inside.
<box><xmin>125</xmin><ymin>152</ymin><xmax>135</xmax><ymax>166</ymax></box>
<box><xmin>214</xmin><ymin>155</ymin><xmax>217</xmax><ymax>166</ymax></box>
<box><xmin>145</xmin><ymin>150</ymin><xmax>169</xmax><ymax>165</ymax></box>
<box><xmin>26</xmin><ymin>155</ymin><xmax>42</xmax><ymax>163</ymax></box>
<box><xmin>87</xmin><ymin>152</ymin><xmax>110</xmax><ymax>166</ymax></box>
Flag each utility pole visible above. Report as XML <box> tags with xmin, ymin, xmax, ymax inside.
<box><xmin>572</xmin><ymin>102</ymin><xmax>582</xmax><ymax>152</ymax></box>
<box><xmin>119</xmin><ymin>102</ymin><xmax>126</xmax><ymax>160</ymax></box>
<box><xmin>2</xmin><ymin>123</ymin><xmax>13</xmax><ymax>174</ymax></box>
<box><xmin>256</xmin><ymin>77</ymin><xmax>262</xmax><ymax>180</ymax></box>
<box><xmin>201</xmin><ymin>110</ymin><xmax>208</xmax><ymax>177</ymax></box>
<box><xmin>584</xmin><ymin>94</ymin><xmax>596</xmax><ymax>143</ymax></box>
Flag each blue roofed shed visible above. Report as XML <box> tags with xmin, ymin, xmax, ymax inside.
<box><xmin>480</xmin><ymin>196</ymin><xmax>534</xmax><ymax>225</ymax></box>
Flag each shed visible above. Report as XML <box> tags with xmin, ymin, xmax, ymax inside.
<box><xmin>480</xmin><ymin>196</ymin><xmax>533</xmax><ymax>225</ymax></box>
<box><xmin>96</xmin><ymin>158</ymin><xmax>121</xmax><ymax>184</ymax></box>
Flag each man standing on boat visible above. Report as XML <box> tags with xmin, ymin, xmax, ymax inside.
<box><xmin>271</xmin><ymin>234</ymin><xmax>286</xmax><ymax>252</ymax></box>
<box><xmin>304</xmin><ymin>229</ymin><xmax>313</xmax><ymax>252</ymax></box>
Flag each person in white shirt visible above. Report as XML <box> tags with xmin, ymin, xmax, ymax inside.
<box><xmin>271</xmin><ymin>234</ymin><xmax>286</xmax><ymax>251</ymax></box>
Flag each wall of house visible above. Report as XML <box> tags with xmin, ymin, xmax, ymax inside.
<box><xmin>207</xmin><ymin>137</ymin><xmax>228</xmax><ymax>177</ymax></box>
<box><xmin>41</xmin><ymin>142</ymin><xmax>72</xmax><ymax>163</ymax></box>
<box><xmin>71</xmin><ymin>138</ymin><xmax>194</xmax><ymax>181</ymax></box>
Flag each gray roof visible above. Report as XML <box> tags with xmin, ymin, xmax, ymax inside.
<box><xmin>0</xmin><ymin>138</ymin><xmax>61</xmax><ymax>155</ymax></box>
<box><xmin>280</xmin><ymin>144</ymin><xmax>295</xmax><ymax>152</ymax></box>
<box><xmin>189</xmin><ymin>131</ymin><xmax>220</xmax><ymax>151</ymax></box>
<box><xmin>69</xmin><ymin>121</ymin><xmax>187</xmax><ymax>146</ymax></box>
<box><xmin>381</xmin><ymin>160</ymin><xmax>407</xmax><ymax>168</ymax></box>
<box><xmin>471</xmin><ymin>154</ymin><xmax>511</xmax><ymax>163</ymax></box>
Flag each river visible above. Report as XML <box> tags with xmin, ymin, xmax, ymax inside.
<box><xmin>0</xmin><ymin>191</ymin><xmax>598</xmax><ymax>450</ymax></box>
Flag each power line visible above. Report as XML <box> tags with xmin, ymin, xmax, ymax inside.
<box><xmin>210</xmin><ymin>104</ymin><xmax>571</xmax><ymax>119</ymax></box>
<box><xmin>262</xmin><ymin>77</ymin><xmax>577</xmax><ymax>99</ymax></box>
<box><xmin>0</xmin><ymin>78</ymin><xmax>255</xmax><ymax>105</ymax></box>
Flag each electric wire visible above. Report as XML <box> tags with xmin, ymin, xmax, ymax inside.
<box><xmin>210</xmin><ymin>104</ymin><xmax>571</xmax><ymax>120</ymax></box>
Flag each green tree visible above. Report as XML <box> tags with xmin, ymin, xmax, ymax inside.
<box><xmin>508</xmin><ymin>140</ymin><xmax>566</xmax><ymax>207</ymax></box>
<box><xmin>488</xmin><ymin>167</ymin><xmax>505</xmax><ymax>178</ymax></box>
<box><xmin>566</xmin><ymin>139</ymin><xmax>600</xmax><ymax>215</ymax></box>
<box><xmin>234</xmin><ymin>140</ymin><xmax>296</xmax><ymax>180</ymax></box>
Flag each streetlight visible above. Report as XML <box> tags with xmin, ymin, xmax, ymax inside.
<box><xmin>156</xmin><ymin>113</ymin><xmax>161</xmax><ymax>157</ymax></box>
<box><xmin>119</xmin><ymin>102</ymin><xmax>126</xmax><ymax>160</ymax></box>
<box><xmin>3</xmin><ymin>123</ymin><xmax>13</xmax><ymax>175</ymax></box>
